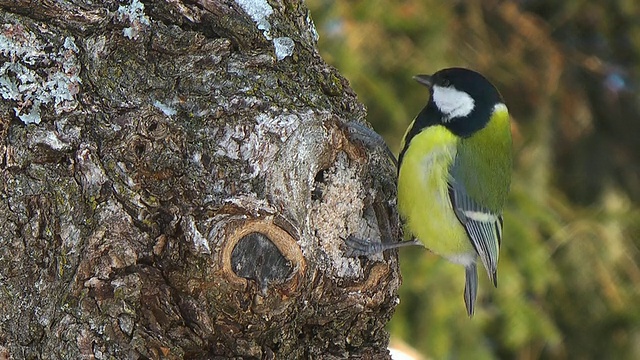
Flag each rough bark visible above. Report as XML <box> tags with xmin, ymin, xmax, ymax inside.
<box><xmin>0</xmin><ymin>0</ymin><xmax>401</xmax><ymax>358</ymax></box>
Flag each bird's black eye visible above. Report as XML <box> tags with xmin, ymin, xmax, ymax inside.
<box><xmin>441</xmin><ymin>78</ymin><xmax>451</xmax><ymax>87</ymax></box>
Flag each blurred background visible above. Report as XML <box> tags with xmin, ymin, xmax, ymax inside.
<box><xmin>306</xmin><ymin>0</ymin><xmax>640</xmax><ymax>359</ymax></box>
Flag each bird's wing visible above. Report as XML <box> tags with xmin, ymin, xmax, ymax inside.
<box><xmin>448</xmin><ymin>157</ymin><xmax>503</xmax><ymax>286</ymax></box>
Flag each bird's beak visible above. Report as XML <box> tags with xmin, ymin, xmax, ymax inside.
<box><xmin>413</xmin><ymin>74</ymin><xmax>433</xmax><ymax>88</ymax></box>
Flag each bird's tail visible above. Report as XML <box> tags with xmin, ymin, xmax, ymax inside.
<box><xmin>464</xmin><ymin>263</ymin><xmax>478</xmax><ymax>317</ymax></box>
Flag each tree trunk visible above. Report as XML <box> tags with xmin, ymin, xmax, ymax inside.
<box><xmin>0</xmin><ymin>1</ymin><xmax>401</xmax><ymax>358</ymax></box>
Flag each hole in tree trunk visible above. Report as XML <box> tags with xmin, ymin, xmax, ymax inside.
<box><xmin>311</xmin><ymin>168</ymin><xmax>328</xmax><ymax>201</ymax></box>
<box><xmin>231</xmin><ymin>232</ymin><xmax>293</xmax><ymax>294</ymax></box>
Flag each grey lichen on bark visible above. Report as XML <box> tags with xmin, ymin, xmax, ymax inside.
<box><xmin>0</xmin><ymin>0</ymin><xmax>402</xmax><ymax>358</ymax></box>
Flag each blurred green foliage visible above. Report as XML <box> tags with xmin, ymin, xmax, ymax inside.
<box><xmin>307</xmin><ymin>0</ymin><xmax>640</xmax><ymax>358</ymax></box>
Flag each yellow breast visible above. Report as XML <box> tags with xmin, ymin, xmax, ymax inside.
<box><xmin>397</xmin><ymin>125</ymin><xmax>472</xmax><ymax>258</ymax></box>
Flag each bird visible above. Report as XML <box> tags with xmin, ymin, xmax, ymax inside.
<box><xmin>346</xmin><ymin>67</ymin><xmax>512</xmax><ymax>316</ymax></box>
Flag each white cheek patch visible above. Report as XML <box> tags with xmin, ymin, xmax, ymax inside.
<box><xmin>432</xmin><ymin>85</ymin><xmax>475</xmax><ymax>121</ymax></box>
<box><xmin>493</xmin><ymin>103</ymin><xmax>508</xmax><ymax>114</ymax></box>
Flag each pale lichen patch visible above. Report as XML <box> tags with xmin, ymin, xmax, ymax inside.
<box><xmin>152</xmin><ymin>100</ymin><xmax>177</xmax><ymax>116</ymax></box>
<box><xmin>234</xmin><ymin>0</ymin><xmax>296</xmax><ymax>61</ymax></box>
<box><xmin>273</xmin><ymin>37</ymin><xmax>295</xmax><ymax>61</ymax></box>
<box><xmin>235</xmin><ymin>0</ymin><xmax>273</xmax><ymax>39</ymax></box>
<box><xmin>0</xmin><ymin>24</ymin><xmax>81</xmax><ymax>124</ymax></box>
<box><xmin>117</xmin><ymin>0</ymin><xmax>151</xmax><ymax>40</ymax></box>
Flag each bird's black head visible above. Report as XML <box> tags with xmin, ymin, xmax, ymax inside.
<box><xmin>398</xmin><ymin>67</ymin><xmax>505</xmax><ymax>168</ymax></box>
<box><xmin>413</xmin><ymin>67</ymin><xmax>504</xmax><ymax>138</ymax></box>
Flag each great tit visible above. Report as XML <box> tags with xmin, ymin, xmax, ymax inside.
<box><xmin>347</xmin><ymin>67</ymin><xmax>512</xmax><ymax>316</ymax></box>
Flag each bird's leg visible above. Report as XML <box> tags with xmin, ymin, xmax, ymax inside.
<box><xmin>344</xmin><ymin>235</ymin><xmax>423</xmax><ymax>257</ymax></box>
